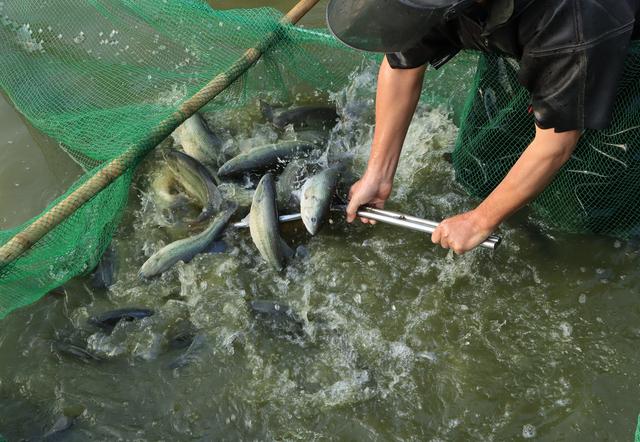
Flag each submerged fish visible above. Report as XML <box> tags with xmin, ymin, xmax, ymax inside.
<box><xmin>167</xmin><ymin>334</ymin><xmax>206</xmax><ymax>370</ymax></box>
<box><xmin>166</xmin><ymin>320</ymin><xmax>198</xmax><ymax>350</ymax></box>
<box><xmin>249</xmin><ymin>299</ymin><xmax>304</xmax><ymax>336</ymax></box>
<box><xmin>52</xmin><ymin>341</ymin><xmax>103</xmax><ymax>363</ymax></box>
<box><xmin>139</xmin><ymin>205</ymin><xmax>236</xmax><ymax>278</ymax></box>
<box><xmin>249</xmin><ymin>174</ymin><xmax>293</xmax><ymax>271</ymax></box>
<box><xmin>90</xmin><ymin>243</ymin><xmax>117</xmax><ymax>289</ymax></box>
<box><xmin>300</xmin><ymin>167</ymin><xmax>341</xmax><ymax>235</ymax></box>
<box><xmin>89</xmin><ymin>308</ymin><xmax>154</xmax><ymax>331</ymax></box>
<box><xmin>217</xmin><ymin>141</ymin><xmax>318</xmax><ymax>178</ymax></box>
<box><xmin>43</xmin><ymin>415</ymin><xmax>74</xmax><ymax>440</ymax></box>
<box><xmin>172</xmin><ymin>113</ymin><xmax>223</xmax><ymax>166</ymax></box>
<box><xmin>164</xmin><ymin>149</ymin><xmax>223</xmax><ymax>224</ymax></box>
<box><xmin>261</xmin><ymin>101</ymin><xmax>339</xmax><ymax>131</ymax></box>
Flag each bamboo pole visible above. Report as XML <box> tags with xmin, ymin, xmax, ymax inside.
<box><xmin>0</xmin><ymin>0</ymin><xmax>321</xmax><ymax>268</ymax></box>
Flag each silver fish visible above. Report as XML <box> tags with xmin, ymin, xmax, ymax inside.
<box><xmin>164</xmin><ymin>149</ymin><xmax>223</xmax><ymax>224</ymax></box>
<box><xmin>172</xmin><ymin>113</ymin><xmax>223</xmax><ymax>166</ymax></box>
<box><xmin>300</xmin><ymin>167</ymin><xmax>340</xmax><ymax>235</ymax></box>
<box><xmin>139</xmin><ymin>205</ymin><xmax>236</xmax><ymax>278</ymax></box>
<box><xmin>218</xmin><ymin>182</ymin><xmax>255</xmax><ymax>213</ymax></box>
<box><xmin>217</xmin><ymin>141</ymin><xmax>318</xmax><ymax>178</ymax></box>
<box><xmin>249</xmin><ymin>174</ymin><xmax>293</xmax><ymax>271</ymax></box>
<box><xmin>276</xmin><ymin>158</ymin><xmax>316</xmax><ymax>211</ymax></box>
<box><xmin>260</xmin><ymin>101</ymin><xmax>339</xmax><ymax>131</ymax></box>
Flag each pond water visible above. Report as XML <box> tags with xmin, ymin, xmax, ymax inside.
<box><xmin>1</xmin><ymin>1</ymin><xmax>639</xmax><ymax>441</ymax></box>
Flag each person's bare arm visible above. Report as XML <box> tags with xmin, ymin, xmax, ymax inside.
<box><xmin>346</xmin><ymin>57</ymin><xmax>426</xmax><ymax>223</ymax></box>
<box><xmin>432</xmin><ymin>126</ymin><xmax>581</xmax><ymax>253</ymax></box>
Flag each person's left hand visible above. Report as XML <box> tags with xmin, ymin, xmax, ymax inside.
<box><xmin>431</xmin><ymin>210</ymin><xmax>495</xmax><ymax>254</ymax></box>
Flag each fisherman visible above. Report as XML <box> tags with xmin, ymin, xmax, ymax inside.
<box><xmin>327</xmin><ymin>0</ymin><xmax>640</xmax><ymax>253</ymax></box>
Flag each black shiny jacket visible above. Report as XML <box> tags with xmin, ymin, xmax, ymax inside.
<box><xmin>387</xmin><ymin>0</ymin><xmax>640</xmax><ymax>132</ymax></box>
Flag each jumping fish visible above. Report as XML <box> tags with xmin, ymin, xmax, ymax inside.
<box><xmin>217</xmin><ymin>141</ymin><xmax>318</xmax><ymax>178</ymax></box>
<box><xmin>276</xmin><ymin>158</ymin><xmax>316</xmax><ymax>211</ymax></box>
<box><xmin>300</xmin><ymin>167</ymin><xmax>341</xmax><ymax>235</ymax></box>
<box><xmin>89</xmin><ymin>308</ymin><xmax>154</xmax><ymax>331</ymax></box>
<box><xmin>249</xmin><ymin>173</ymin><xmax>293</xmax><ymax>270</ymax></box>
<box><xmin>172</xmin><ymin>113</ymin><xmax>223</xmax><ymax>166</ymax></box>
<box><xmin>164</xmin><ymin>149</ymin><xmax>223</xmax><ymax>224</ymax></box>
<box><xmin>139</xmin><ymin>205</ymin><xmax>236</xmax><ymax>278</ymax></box>
<box><xmin>218</xmin><ymin>182</ymin><xmax>255</xmax><ymax>213</ymax></box>
<box><xmin>260</xmin><ymin>101</ymin><xmax>339</xmax><ymax>131</ymax></box>
<box><xmin>150</xmin><ymin>168</ymin><xmax>193</xmax><ymax>211</ymax></box>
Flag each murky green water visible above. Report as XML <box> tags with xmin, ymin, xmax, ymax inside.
<box><xmin>2</xmin><ymin>2</ymin><xmax>640</xmax><ymax>441</ymax></box>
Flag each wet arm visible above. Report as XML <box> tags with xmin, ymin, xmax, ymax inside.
<box><xmin>365</xmin><ymin>57</ymin><xmax>427</xmax><ymax>184</ymax></box>
<box><xmin>346</xmin><ymin>57</ymin><xmax>426</xmax><ymax>222</ymax></box>
<box><xmin>433</xmin><ymin>126</ymin><xmax>581</xmax><ymax>253</ymax></box>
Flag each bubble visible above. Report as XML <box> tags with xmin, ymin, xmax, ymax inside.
<box><xmin>522</xmin><ymin>424</ymin><xmax>536</xmax><ymax>438</ymax></box>
<box><xmin>73</xmin><ymin>31</ymin><xmax>85</xmax><ymax>44</ymax></box>
<box><xmin>578</xmin><ymin>293</ymin><xmax>586</xmax><ymax>304</ymax></box>
<box><xmin>559</xmin><ymin>322</ymin><xmax>572</xmax><ymax>338</ymax></box>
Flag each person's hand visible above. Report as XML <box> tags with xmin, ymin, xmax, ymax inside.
<box><xmin>431</xmin><ymin>210</ymin><xmax>496</xmax><ymax>254</ymax></box>
<box><xmin>346</xmin><ymin>173</ymin><xmax>393</xmax><ymax>224</ymax></box>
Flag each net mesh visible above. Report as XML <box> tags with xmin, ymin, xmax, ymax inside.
<box><xmin>453</xmin><ymin>44</ymin><xmax>640</xmax><ymax>237</ymax></box>
<box><xmin>1</xmin><ymin>0</ymin><xmax>638</xmax><ymax>319</ymax></box>
<box><xmin>0</xmin><ymin>0</ymin><xmax>373</xmax><ymax>318</ymax></box>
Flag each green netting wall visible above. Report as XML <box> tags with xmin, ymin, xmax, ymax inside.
<box><xmin>454</xmin><ymin>44</ymin><xmax>640</xmax><ymax>237</ymax></box>
<box><xmin>0</xmin><ymin>0</ymin><xmax>374</xmax><ymax>319</ymax></box>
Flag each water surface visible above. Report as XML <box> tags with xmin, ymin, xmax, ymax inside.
<box><xmin>1</xmin><ymin>2</ymin><xmax>639</xmax><ymax>441</ymax></box>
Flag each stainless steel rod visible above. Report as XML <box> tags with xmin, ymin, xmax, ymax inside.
<box><xmin>233</xmin><ymin>205</ymin><xmax>501</xmax><ymax>250</ymax></box>
<box><xmin>357</xmin><ymin>206</ymin><xmax>502</xmax><ymax>249</ymax></box>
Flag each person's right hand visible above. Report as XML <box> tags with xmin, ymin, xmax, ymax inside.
<box><xmin>346</xmin><ymin>173</ymin><xmax>393</xmax><ymax>224</ymax></box>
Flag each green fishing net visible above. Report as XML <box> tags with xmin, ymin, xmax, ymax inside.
<box><xmin>1</xmin><ymin>0</ymin><xmax>638</xmax><ymax>320</ymax></box>
<box><xmin>0</xmin><ymin>0</ymin><xmax>374</xmax><ymax>318</ymax></box>
<box><xmin>453</xmin><ymin>44</ymin><xmax>640</xmax><ymax>237</ymax></box>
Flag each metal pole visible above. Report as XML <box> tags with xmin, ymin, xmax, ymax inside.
<box><xmin>233</xmin><ymin>205</ymin><xmax>502</xmax><ymax>250</ymax></box>
<box><xmin>0</xmin><ymin>0</ymin><xmax>321</xmax><ymax>268</ymax></box>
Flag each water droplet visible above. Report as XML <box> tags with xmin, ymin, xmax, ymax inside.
<box><xmin>522</xmin><ymin>424</ymin><xmax>536</xmax><ymax>438</ymax></box>
<box><xmin>73</xmin><ymin>31</ymin><xmax>85</xmax><ymax>44</ymax></box>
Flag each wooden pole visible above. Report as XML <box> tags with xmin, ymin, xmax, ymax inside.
<box><xmin>0</xmin><ymin>0</ymin><xmax>321</xmax><ymax>268</ymax></box>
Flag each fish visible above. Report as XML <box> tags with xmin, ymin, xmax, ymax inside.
<box><xmin>164</xmin><ymin>149</ymin><xmax>223</xmax><ymax>224</ymax></box>
<box><xmin>249</xmin><ymin>173</ymin><xmax>293</xmax><ymax>271</ymax></box>
<box><xmin>293</xmin><ymin>129</ymin><xmax>331</xmax><ymax>147</ymax></box>
<box><xmin>139</xmin><ymin>204</ymin><xmax>236</xmax><ymax>278</ymax></box>
<box><xmin>218</xmin><ymin>182</ymin><xmax>255</xmax><ymax>213</ymax></box>
<box><xmin>260</xmin><ymin>101</ymin><xmax>339</xmax><ymax>131</ymax></box>
<box><xmin>300</xmin><ymin>167</ymin><xmax>341</xmax><ymax>235</ymax></box>
<box><xmin>172</xmin><ymin>113</ymin><xmax>223</xmax><ymax>166</ymax></box>
<box><xmin>89</xmin><ymin>308</ymin><xmax>154</xmax><ymax>331</ymax></box>
<box><xmin>248</xmin><ymin>300</ymin><xmax>304</xmax><ymax>336</ymax></box>
<box><xmin>52</xmin><ymin>341</ymin><xmax>103</xmax><ymax>363</ymax></box>
<box><xmin>167</xmin><ymin>334</ymin><xmax>206</xmax><ymax>370</ymax></box>
<box><xmin>166</xmin><ymin>320</ymin><xmax>197</xmax><ymax>350</ymax></box>
<box><xmin>276</xmin><ymin>158</ymin><xmax>316</xmax><ymax>211</ymax></box>
<box><xmin>43</xmin><ymin>406</ymin><xmax>85</xmax><ymax>440</ymax></box>
<box><xmin>43</xmin><ymin>415</ymin><xmax>74</xmax><ymax>440</ymax></box>
<box><xmin>90</xmin><ymin>242</ymin><xmax>117</xmax><ymax>289</ymax></box>
<box><xmin>482</xmin><ymin>87</ymin><xmax>498</xmax><ymax>121</ymax></box>
<box><xmin>217</xmin><ymin>141</ymin><xmax>318</xmax><ymax>178</ymax></box>
<box><xmin>150</xmin><ymin>168</ymin><xmax>193</xmax><ymax>211</ymax></box>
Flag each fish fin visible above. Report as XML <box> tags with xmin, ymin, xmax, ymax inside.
<box><xmin>279</xmin><ymin>237</ymin><xmax>295</xmax><ymax>261</ymax></box>
<box><xmin>204</xmin><ymin>240</ymin><xmax>227</xmax><ymax>254</ymax></box>
<box><xmin>260</xmin><ymin>100</ymin><xmax>274</xmax><ymax>122</ymax></box>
